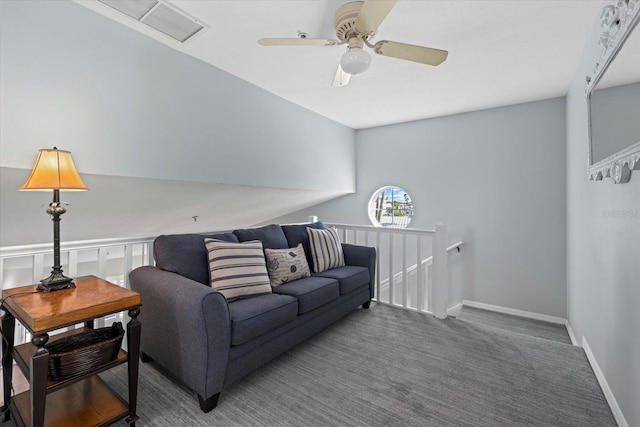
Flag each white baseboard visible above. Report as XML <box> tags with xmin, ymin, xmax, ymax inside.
<box><xmin>447</xmin><ymin>303</ymin><xmax>463</xmax><ymax>317</ymax></box>
<box><xmin>462</xmin><ymin>300</ymin><xmax>567</xmax><ymax>324</ymax></box>
<box><xmin>565</xmin><ymin>320</ymin><xmax>579</xmax><ymax>346</ymax></box>
<box><xmin>582</xmin><ymin>337</ymin><xmax>628</xmax><ymax>427</ymax></box>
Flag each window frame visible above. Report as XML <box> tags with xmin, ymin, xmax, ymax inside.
<box><xmin>367</xmin><ymin>186</ymin><xmax>414</xmax><ymax>228</ymax></box>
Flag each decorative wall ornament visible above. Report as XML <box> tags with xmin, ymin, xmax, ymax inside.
<box><xmin>585</xmin><ymin>0</ymin><xmax>640</xmax><ymax>183</ymax></box>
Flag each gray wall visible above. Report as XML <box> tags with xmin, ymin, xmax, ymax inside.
<box><xmin>277</xmin><ymin>98</ymin><xmax>568</xmax><ymax>317</ymax></box>
<box><xmin>566</xmin><ymin>15</ymin><xmax>640</xmax><ymax>427</ymax></box>
<box><xmin>0</xmin><ymin>1</ymin><xmax>354</xmax><ymax>245</ymax></box>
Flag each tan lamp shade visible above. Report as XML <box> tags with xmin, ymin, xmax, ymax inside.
<box><xmin>19</xmin><ymin>147</ymin><xmax>88</xmax><ymax>191</ymax></box>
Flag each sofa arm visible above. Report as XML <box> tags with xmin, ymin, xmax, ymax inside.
<box><xmin>342</xmin><ymin>243</ymin><xmax>376</xmax><ymax>300</ymax></box>
<box><xmin>129</xmin><ymin>266</ymin><xmax>231</xmax><ymax>402</ymax></box>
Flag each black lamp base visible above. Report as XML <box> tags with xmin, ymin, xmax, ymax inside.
<box><xmin>38</xmin><ymin>272</ymin><xmax>76</xmax><ymax>293</ymax></box>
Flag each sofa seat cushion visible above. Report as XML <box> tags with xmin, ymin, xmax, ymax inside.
<box><xmin>272</xmin><ymin>276</ymin><xmax>339</xmax><ymax>314</ymax></box>
<box><xmin>228</xmin><ymin>294</ymin><xmax>298</xmax><ymax>346</ymax></box>
<box><xmin>314</xmin><ymin>266</ymin><xmax>370</xmax><ymax>295</ymax></box>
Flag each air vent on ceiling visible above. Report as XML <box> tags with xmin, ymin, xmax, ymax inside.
<box><xmin>97</xmin><ymin>0</ymin><xmax>208</xmax><ymax>43</ymax></box>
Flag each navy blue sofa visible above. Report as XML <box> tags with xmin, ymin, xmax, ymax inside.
<box><xmin>129</xmin><ymin>222</ymin><xmax>376</xmax><ymax>412</ymax></box>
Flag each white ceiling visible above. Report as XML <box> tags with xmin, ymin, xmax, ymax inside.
<box><xmin>78</xmin><ymin>0</ymin><xmax>603</xmax><ymax>129</ymax></box>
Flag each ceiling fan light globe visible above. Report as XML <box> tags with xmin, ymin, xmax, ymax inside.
<box><xmin>340</xmin><ymin>48</ymin><xmax>371</xmax><ymax>75</ymax></box>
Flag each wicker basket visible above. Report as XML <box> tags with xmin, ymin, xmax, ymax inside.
<box><xmin>46</xmin><ymin>322</ymin><xmax>125</xmax><ymax>381</ymax></box>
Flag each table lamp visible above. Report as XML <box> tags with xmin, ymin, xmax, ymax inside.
<box><xmin>19</xmin><ymin>147</ymin><xmax>88</xmax><ymax>292</ymax></box>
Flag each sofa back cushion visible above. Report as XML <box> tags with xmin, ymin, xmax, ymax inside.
<box><xmin>281</xmin><ymin>221</ymin><xmax>325</xmax><ymax>267</ymax></box>
<box><xmin>204</xmin><ymin>239</ymin><xmax>272</xmax><ymax>300</ymax></box>
<box><xmin>154</xmin><ymin>232</ymin><xmax>239</xmax><ymax>285</ymax></box>
<box><xmin>233</xmin><ymin>224</ymin><xmax>289</xmax><ymax>249</ymax></box>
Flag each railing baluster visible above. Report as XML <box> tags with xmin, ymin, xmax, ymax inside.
<box><xmin>98</xmin><ymin>247</ymin><xmax>108</xmax><ymax>279</ymax></box>
<box><xmin>375</xmin><ymin>231</ymin><xmax>381</xmax><ymax>303</ymax></box>
<box><xmin>144</xmin><ymin>242</ymin><xmax>154</xmax><ymax>266</ymax></box>
<box><xmin>32</xmin><ymin>253</ymin><xmax>44</xmax><ymax>284</ymax></box>
<box><xmin>427</xmin><ymin>263</ymin><xmax>433</xmax><ymax>313</ymax></box>
<box><xmin>123</xmin><ymin>245</ymin><xmax>133</xmax><ymax>289</ymax></box>
<box><xmin>402</xmin><ymin>233</ymin><xmax>407</xmax><ymax>309</ymax></box>
<box><xmin>388</xmin><ymin>232</ymin><xmax>394</xmax><ymax>306</ymax></box>
<box><xmin>68</xmin><ymin>250</ymin><xmax>78</xmax><ymax>278</ymax></box>
<box><xmin>417</xmin><ymin>235</ymin><xmax>424</xmax><ymax>313</ymax></box>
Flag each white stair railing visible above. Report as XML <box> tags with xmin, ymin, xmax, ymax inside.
<box><xmin>0</xmin><ymin>221</ymin><xmax>463</xmax><ymax>349</ymax></box>
<box><xmin>326</xmin><ymin>222</ymin><xmax>462</xmax><ymax>319</ymax></box>
<box><xmin>0</xmin><ymin>236</ymin><xmax>155</xmax><ymax>291</ymax></box>
<box><xmin>0</xmin><ymin>236</ymin><xmax>155</xmax><ymax>347</ymax></box>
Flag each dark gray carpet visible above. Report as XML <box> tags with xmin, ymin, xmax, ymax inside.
<box><xmin>2</xmin><ymin>304</ymin><xmax>616</xmax><ymax>426</ymax></box>
<box><xmin>456</xmin><ymin>305</ymin><xmax>573</xmax><ymax>344</ymax></box>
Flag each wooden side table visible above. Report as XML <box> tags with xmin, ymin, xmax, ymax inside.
<box><xmin>1</xmin><ymin>275</ymin><xmax>142</xmax><ymax>427</ymax></box>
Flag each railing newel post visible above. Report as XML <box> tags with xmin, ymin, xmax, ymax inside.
<box><xmin>417</xmin><ymin>235</ymin><xmax>424</xmax><ymax>313</ymax></box>
<box><xmin>433</xmin><ymin>223</ymin><xmax>448</xmax><ymax>319</ymax></box>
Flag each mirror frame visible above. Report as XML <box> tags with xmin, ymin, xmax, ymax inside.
<box><xmin>585</xmin><ymin>0</ymin><xmax>640</xmax><ymax>183</ymax></box>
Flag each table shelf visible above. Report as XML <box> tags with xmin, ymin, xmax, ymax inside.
<box><xmin>13</xmin><ymin>329</ymin><xmax>129</xmax><ymax>393</ymax></box>
<box><xmin>11</xmin><ymin>376</ymin><xmax>129</xmax><ymax>427</ymax></box>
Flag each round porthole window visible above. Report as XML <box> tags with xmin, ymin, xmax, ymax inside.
<box><xmin>368</xmin><ymin>186</ymin><xmax>414</xmax><ymax>228</ymax></box>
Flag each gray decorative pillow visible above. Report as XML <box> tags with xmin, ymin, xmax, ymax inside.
<box><xmin>264</xmin><ymin>243</ymin><xmax>311</xmax><ymax>286</ymax></box>
<box><xmin>307</xmin><ymin>227</ymin><xmax>345</xmax><ymax>273</ymax></box>
<box><xmin>204</xmin><ymin>238</ymin><xmax>272</xmax><ymax>300</ymax></box>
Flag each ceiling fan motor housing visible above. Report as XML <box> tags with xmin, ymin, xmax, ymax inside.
<box><xmin>335</xmin><ymin>1</ymin><xmax>367</xmax><ymax>41</ymax></box>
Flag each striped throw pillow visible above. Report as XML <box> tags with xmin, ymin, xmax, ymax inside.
<box><xmin>204</xmin><ymin>238</ymin><xmax>272</xmax><ymax>300</ymax></box>
<box><xmin>307</xmin><ymin>227</ymin><xmax>345</xmax><ymax>273</ymax></box>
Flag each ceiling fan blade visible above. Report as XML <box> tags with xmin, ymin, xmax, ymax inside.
<box><xmin>258</xmin><ymin>38</ymin><xmax>338</xmax><ymax>46</ymax></box>
<box><xmin>373</xmin><ymin>40</ymin><xmax>448</xmax><ymax>66</ymax></box>
<box><xmin>332</xmin><ymin>64</ymin><xmax>351</xmax><ymax>87</ymax></box>
<box><xmin>355</xmin><ymin>0</ymin><xmax>397</xmax><ymax>36</ymax></box>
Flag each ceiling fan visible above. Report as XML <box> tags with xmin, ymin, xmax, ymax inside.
<box><xmin>258</xmin><ymin>0</ymin><xmax>448</xmax><ymax>87</ymax></box>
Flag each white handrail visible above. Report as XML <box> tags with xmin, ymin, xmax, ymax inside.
<box><xmin>0</xmin><ymin>235</ymin><xmax>157</xmax><ymax>258</ymax></box>
<box><xmin>326</xmin><ymin>222</ymin><xmax>436</xmax><ymax>236</ymax></box>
